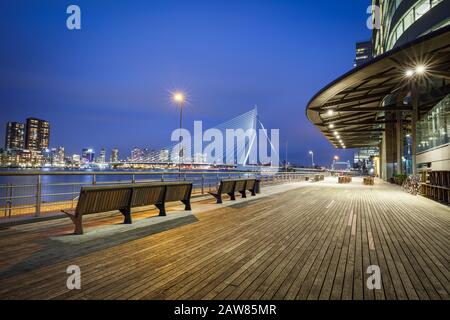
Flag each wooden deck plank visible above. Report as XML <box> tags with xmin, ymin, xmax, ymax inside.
<box><xmin>0</xmin><ymin>178</ymin><xmax>449</xmax><ymax>300</ymax></box>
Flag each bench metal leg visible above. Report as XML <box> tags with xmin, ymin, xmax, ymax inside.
<box><xmin>155</xmin><ymin>202</ymin><xmax>166</xmax><ymax>216</ymax></box>
<box><xmin>62</xmin><ymin>211</ymin><xmax>83</xmax><ymax>235</ymax></box>
<box><xmin>239</xmin><ymin>191</ymin><xmax>247</xmax><ymax>198</ymax></box>
<box><xmin>228</xmin><ymin>193</ymin><xmax>236</xmax><ymax>201</ymax></box>
<box><xmin>182</xmin><ymin>200</ymin><xmax>192</xmax><ymax>211</ymax></box>
<box><xmin>208</xmin><ymin>192</ymin><xmax>222</xmax><ymax>204</ymax></box>
<box><xmin>120</xmin><ymin>208</ymin><xmax>132</xmax><ymax>224</ymax></box>
<box><xmin>74</xmin><ymin>216</ymin><xmax>83</xmax><ymax>235</ymax></box>
<box><xmin>251</xmin><ymin>189</ymin><xmax>256</xmax><ymax>196</ymax></box>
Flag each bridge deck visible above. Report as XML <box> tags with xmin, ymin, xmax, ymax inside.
<box><xmin>0</xmin><ymin>178</ymin><xmax>449</xmax><ymax>300</ymax></box>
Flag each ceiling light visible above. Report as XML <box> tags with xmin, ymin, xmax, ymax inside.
<box><xmin>405</xmin><ymin>69</ymin><xmax>414</xmax><ymax>77</ymax></box>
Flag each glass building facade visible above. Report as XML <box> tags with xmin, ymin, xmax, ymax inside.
<box><xmin>417</xmin><ymin>94</ymin><xmax>450</xmax><ymax>153</ymax></box>
<box><xmin>373</xmin><ymin>0</ymin><xmax>450</xmax><ymax>55</ymax></box>
<box><xmin>372</xmin><ymin>0</ymin><xmax>450</xmax><ymax>174</ymax></box>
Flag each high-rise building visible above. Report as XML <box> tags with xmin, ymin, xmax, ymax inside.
<box><xmin>159</xmin><ymin>149</ymin><xmax>169</xmax><ymax>163</ymax></box>
<box><xmin>353</xmin><ymin>41</ymin><xmax>373</xmax><ymax>67</ymax></box>
<box><xmin>110</xmin><ymin>148</ymin><xmax>119</xmax><ymax>163</ymax></box>
<box><xmin>82</xmin><ymin>148</ymin><xmax>95</xmax><ymax>163</ymax></box>
<box><xmin>42</xmin><ymin>146</ymin><xmax>65</xmax><ymax>166</ymax></box>
<box><xmin>25</xmin><ymin>118</ymin><xmax>50</xmax><ymax>151</ymax></box>
<box><xmin>131</xmin><ymin>147</ymin><xmax>142</xmax><ymax>162</ymax></box>
<box><xmin>55</xmin><ymin>146</ymin><xmax>65</xmax><ymax>165</ymax></box>
<box><xmin>72</xmin><ymin>154</ymin><xmax>81</xmax><ymax>163</ymax></box>
<box><xmin>97</xmin><ymin>148</ymin><xmax>106</xmax><ymax>163</ymax></box>
<box><xmin>5</xmin><ymin>122</ymin><xmax>25</xmax><ymax>149</ymax></box>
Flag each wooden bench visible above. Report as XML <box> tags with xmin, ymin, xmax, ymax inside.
<box><xmin>363</xmin><ymin>176</ymin><xmax>374</xmax><ymax>185</ymax></box>
<box><xmin>338</xmin><ymin>176</ymin><xmax>352</xmax><ymax>184</ymax></box>
<box><xmin>312</xmin><ymin>174</ymin><xmax>325</xmax><ymax>182</ymax></box>
<box><xmin>209</xmin><ymin>178</ymin><xmax>259</xmax><ymax>204</ymax></box>
<box><xmin>62</xmin><ymin>181</ymin><xmax>193</xmax><ymax>235</ymax></box>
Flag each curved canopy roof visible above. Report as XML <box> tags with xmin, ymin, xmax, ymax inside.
<box><xmin>306</xmin><ymin>26</ymin><xmax>450</xmax><ymax>149</ymax></box>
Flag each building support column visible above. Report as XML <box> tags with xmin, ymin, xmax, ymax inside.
<box><xmin>396</xmin><ymin>111</ymin><xmax>403</xmax><ymax>175</ymax></box>
<box><xmin>411</xmin><ymin>81</ymin><xmax>419</xmax><ymax>175</ymax></box>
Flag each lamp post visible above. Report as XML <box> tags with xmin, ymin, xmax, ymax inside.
<box><xmin>332</xmin><ymin>155</ymin><xmax>339</xmax><ymax>171</ymax></box>
<box><xmin>285</xmin><ymin>140</ymin><xmax>288</xmax><ymax>172</ymax></box>
<box><xmin>405</xmin><ymin>64</ymin><xmax>426</xmax><ymax>176</ymax></box>
<box><xmin>308</xmin><ymin>150</ymin><xmax>314</xmax><ymax>168</ymax></box>
<box><xmin>173</xmin><ymin>92</ymin><xmax>185</xmax><ymax>173</ymax></box>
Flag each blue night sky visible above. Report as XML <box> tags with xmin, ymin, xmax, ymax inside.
<box><xmin>0</xmin><ymin>0</ymin><xmax>371</xmax><ymax>166</ymax></box>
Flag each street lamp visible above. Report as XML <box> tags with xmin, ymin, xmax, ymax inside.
<box><xmin>173</xmin><ymin>92</ymin><xmax>185</xmax><ymax>173</ymax></box>
<box><xmin>309</xmin><ymin>150</ymin><xmax>315</xmax><ymax>168</ymax></box>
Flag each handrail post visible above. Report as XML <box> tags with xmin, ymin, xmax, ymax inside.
<box><xmin>201</xmin><ymin>174</ymin><xmax>205</xmax><ymax>194</ymax></box>
<box><xmin>92</xmin><ymin>174</ymin><xmax>96</xmax><ymax>186</ymax></box>
<box><xmin>71</xmin><ymin>184</ymin><xmax>75</xmax><ymax>209</ymax></box>
<box><xmin>35</xmin><ymin>175</ymin><xmax>42</xmax><ymax>217</ymax></box>
<box><xmin>161</xmin><ymin>174</ymin><xmax>164</xmax><ymax>182</ymax></box>
<box><xmin>132</xmin><ymin>174</ymin><xmax>136</xmax><ymax>184</ymax></box>
<box><xmin>6</xmin><ymin>183</ymin><xmax>12</xmax><ymax>218</ymax></box>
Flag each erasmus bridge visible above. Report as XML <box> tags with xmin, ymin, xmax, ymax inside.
<box><xmin>125</xmin><ymin>107</ymin><xmax>279</xmax><ymax>168</ymax></box>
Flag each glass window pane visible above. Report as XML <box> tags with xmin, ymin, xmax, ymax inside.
<box><xmin>417</xmin><ymin>95</ymin><xmax>450</xmax><ymax>153</ymax></box>
<box><xmin>431</xmin><ymin>0</ymin><xmax>442</xmax><ymax>8</ymax></box>
<box><xmin>403</xmin><ymin>9</ymin><xmax>414</xmax><ymax>30</ymax></box>
<box><xmin>415</xmin><ymin>0</ymin><xmax>431</xmax><ymax>20</ymax></box>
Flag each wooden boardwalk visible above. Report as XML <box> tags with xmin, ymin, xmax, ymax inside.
<box><xmin>0</xmin><ymin>178</ymin><xmax>449</xmax><ymax>300</ymax></box>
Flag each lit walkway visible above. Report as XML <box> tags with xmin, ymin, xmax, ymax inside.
<box><xmin>0</xmin><ymin>178</ymin><xmax>449</xmax><ymax>300</ymax></box>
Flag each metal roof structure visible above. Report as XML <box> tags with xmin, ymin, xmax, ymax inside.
<box><xmin>306</xmin><ymin>26</ymin><xmax>450</xmax><ymax>149</ymax></box>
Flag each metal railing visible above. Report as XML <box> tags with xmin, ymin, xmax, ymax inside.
<box><xmin>0</xmin><ymin>170</ymin><xmax>326</xmax><ymax>221</ymax></box>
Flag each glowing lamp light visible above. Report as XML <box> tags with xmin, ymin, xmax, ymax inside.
<box><xmin>327</xmin><ymin>109</ymin><xmax>334</xmax><ymax>116</ymax></box>
<box><xmin>329</xmin><ymin>124</ymin><xmax>335</xmax><ymax>129</ymax></box>
<box><xmin>173</xmin><ymin>92</ymin><xmax>185</xmax><ymax>104</ymax></box>
<box><xmin>333</xmin><ymin>131</ymin><xmax>338</xmax><ymax>136</ymax></box>
<box><xmin>405</xmin><ymin>69</ymin><xmax>414</xmax><ymax>77</ymax></box>
<box><xmin>415</xmin><ymin>65</ymin><xmax>426</xmax><ymax>74</ymax></box>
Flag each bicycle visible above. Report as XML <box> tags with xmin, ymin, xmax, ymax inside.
<box><xmin>401</xmin><ymin>175</ymin><xmax>420</xmax><ymax>195</ymax></box>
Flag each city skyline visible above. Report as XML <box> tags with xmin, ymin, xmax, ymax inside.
<box><xmin>0</xmin><ymin>0</ymin><xmax>372</xmax><ymax>166</ymax></box>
